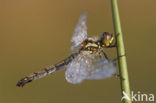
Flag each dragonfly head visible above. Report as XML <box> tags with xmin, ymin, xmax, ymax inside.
<box><xmin>100</xmin><ymin>32</ymin><xmax>114</xmax><ymax>47</ymax></box>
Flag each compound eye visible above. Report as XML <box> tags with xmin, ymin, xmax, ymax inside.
<box><xmin>103</xmin><ymin>32</ymin><xmax>111</xmax><ymax>39</ymax></box>
<box><xmin>104</xmin><ymin>32</ymin><xmax>111</xmax><ymax>35</ymax></box>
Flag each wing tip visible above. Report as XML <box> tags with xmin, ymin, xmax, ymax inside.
<box><xmin>82</xmin><ymin>11</ymin><xmax>88</xmax><ymax>15</ymax></box>
<box><xmin>80</xmin><ymin>11</ymin><xmax>88</xmax><ymax>19</ymax></box>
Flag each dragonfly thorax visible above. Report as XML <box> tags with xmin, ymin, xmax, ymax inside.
<box><xmin>79</xmin><ymin>39</ymin><xmax>101</xmax><ymax>54</ymax></box>
<box><xmin>79</xmin><ymin>32</ymin><xmax>114</xmax><ymax>54</ymax></box>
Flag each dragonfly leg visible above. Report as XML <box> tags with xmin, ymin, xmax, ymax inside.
<box><xmin>112</xmin><ymin>54</ymin><xmax>126</xmax><ymax>80</ymax></box>
<box><xmin>112</xmin><ymin>54</ymin><xmax>126</xmax><ymax>62</ymax></box>
<box><xmin>113</xmin><ymin>73</ymin><xmax>125</xmax><ymax>80</ymax></box>
<box><xmin>101</xmin><ymin>51</ymin><xmax>109</xmax><ymax>60</ymax></box>
<box><xmin>108</xmin><ymin>44</ymin><xmax>117</xmax><ymax>48</ymax></box>
<box><xmin>113</xmin><ymin>73</ymin><xmax>120</xmax><ymax>78</ymax></box>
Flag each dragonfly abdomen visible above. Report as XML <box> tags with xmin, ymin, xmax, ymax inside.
<box><xmin>16</xmin><ymin>53</ymin><xmax>78</xmax><ymax>87</ymax></box>
<box><xmin>16</xmin><ymin>66</ymin><xmax>57</xmax><ymax>87</ymax></box>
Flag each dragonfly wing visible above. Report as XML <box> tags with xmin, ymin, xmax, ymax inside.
<box><xmin>71</xmin><ymin>12</ymin><xmax>88</xmax><ymax>50</ymax></box>
<box><xmin>65</xmin><ymin>54</ymin><xmax>116</xmax><ymax>84</ymax></box>
<box><xmin>87</xmin><ymin>58</ymin><xmax>116</xmax><ymax>79</ymax></box>
<box><xmin>65</xmin><ymin>54</ymin><xmax>90</xmax><ymax>84</ymax></box>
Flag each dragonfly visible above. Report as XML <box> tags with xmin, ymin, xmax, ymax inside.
<box><xmin>16</xmin><ymin>12</ymin><xmax>117</xmax><ymax>87</ymax></box>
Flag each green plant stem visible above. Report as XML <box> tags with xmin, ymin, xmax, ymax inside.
<box><xmin>111</xmin><ymin>0</ymin><xmax>131</xmax><ymax>103</ymax></box>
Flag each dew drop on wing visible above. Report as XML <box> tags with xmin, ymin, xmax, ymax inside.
<box><xmin>87</xmin><ymin>58</ymin><xmax>116</xmax><ymax>79</ymax></box>
<box><xmin>65</xmin><ymin>55</ymin><xmax>88</xmax><ymax>84</ymax></box>
<box><xmin>65</xmin><ymin>54</ymin><xmax>116</xmax><ymax>84</ymax></box>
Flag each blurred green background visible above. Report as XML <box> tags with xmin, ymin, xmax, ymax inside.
<box><xmin>0</xmin><ymin>0</ymin><xmax>156</xmax><ymax>103</ymax></box>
